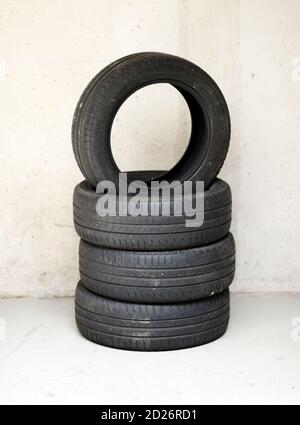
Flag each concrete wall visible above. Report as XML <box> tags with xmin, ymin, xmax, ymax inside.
<box><xmin>1</xmin><ymin>0</ymin><xmax>299</xmax><ymax>297</ymax></box>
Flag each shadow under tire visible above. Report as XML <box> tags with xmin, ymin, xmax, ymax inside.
<box><xmin>75</xmin><ymin>282</ymin><xmax>230</xmax><ymax>351</ymax></box>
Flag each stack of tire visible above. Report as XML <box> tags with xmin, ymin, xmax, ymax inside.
<box><xmin>72</xmin><ymin>52</ymin><xmax>235</xmax><ymax>351</ymax></box>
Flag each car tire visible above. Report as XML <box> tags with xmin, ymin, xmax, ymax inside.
<box><xmin>75</xmin><ymin>282</ymin><xmax>230</xmax><ymax>351</ymax></box>
<box><xmin>73</xmin><ymin>175</ymin><xmax>232</xmax><ymax>251</ymax></box>
<box><xmin>72</xmin><ymin>52</ymin><xmax>230</xmax><ymax>189</ymax></box>
<box><xmin>79</xmin><ymin>233</ymin><xmax>235</xmax><ymax>303</ymax></box>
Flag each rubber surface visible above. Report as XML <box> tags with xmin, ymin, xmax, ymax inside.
<box><xmin>75</xmin><ymin>282</ymin><xmax>230</xmax><ymax>351</ymax></box>
<box><xmin>73</xmin><ymin>175</ymin><xmax>232</xmax><ymax>251</ymax></box>
<box><xmin>72</xmin><ymin>52</ymin><xmax>230</xmax><ymax>189</ymax></box>
<box><xmin>79</xmin><ymin>233</ymin><xmax>235</xmax><ymax>303</ymax></box>
<box><xmin>72</xmin><ymin>53</ymin><xmax>142</xmax><ymax>179</ymax></box>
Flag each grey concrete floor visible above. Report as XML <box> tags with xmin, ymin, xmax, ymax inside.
<box><xmin>0</xmin><ymin>293</ymin><xmax>299</xmax><ymax>405</ymax></box>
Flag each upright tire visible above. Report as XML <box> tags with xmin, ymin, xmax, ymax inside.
<box><xmin>72</xmin><ymin>52</ymin><xmax>230</xmax><ymax>189</ymax></box>
<box><xmin>75</xmin><ymin>282</ymin><xmax>230</xmax><ymax>351</ymax></box>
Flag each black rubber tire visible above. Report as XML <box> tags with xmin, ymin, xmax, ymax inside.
<box><xmin>72</xmin><ymin>52</ymin><xmax>230</xmax><ymax>189</ymax></box>
<box><xmin>72</xmin><ymin>53</ymin><xmax>142</xmax><ymax>178</ymax></box>
<box><xmin>73</xmin><ymin>175</ymin><xmax>232</xmax><ymax>251</ymax></box>
<box><xmin>79</xmin><ymin>233</ymin><xmax>235</xmax><ymax>303</ymax></box>
<box><xmin>75</xmin><ymin>282</ymin><xmax>230</xmax><ymax>351</ymax></box>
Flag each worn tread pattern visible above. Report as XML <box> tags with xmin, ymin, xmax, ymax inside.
<box><xmin>73</xmin><ymin>178</ymin><xmax>232</xmax><ymax>251</ymax></box>
<box><xmin>75</xmin><ymin>282</ymin><xmax>230</xmax><ymax>351</ymax></box>
<box><xmin>79</xmin><ymin>233</ymin><xmax>235</xmax><ymax>303</ymax></box>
